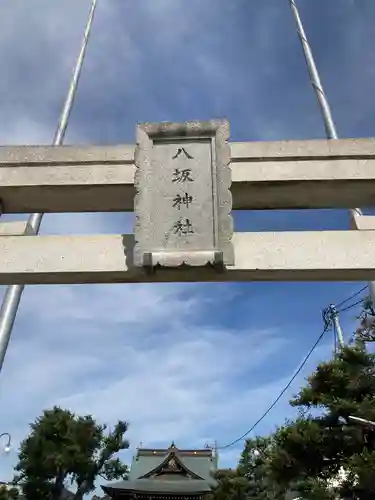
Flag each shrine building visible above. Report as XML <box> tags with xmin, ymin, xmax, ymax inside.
<box><xmin>102</xmin><ymin>442</ymin><xmax>218</xmax><ymax>500</ymax></box>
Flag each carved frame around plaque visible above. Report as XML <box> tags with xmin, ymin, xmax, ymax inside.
<box><xmin>133</xmin><ymin>120</ymin><xmax>234</xmax><ymax>269</ymax></box>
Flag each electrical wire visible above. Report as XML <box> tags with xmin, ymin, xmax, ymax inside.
<box><xmin>335</xmin><ymin>286</ymin><xmax>368</xmax><ymax>309</ymax></box>
<box><xmin>338</xmin><ymin>296</ymin><xmax>367</xmax><ymax>314</ymax></box>
<box><xmin>217</xmin><ymin>325</ymin><xmax>329</xmax><ymax>450</ymax></box>
<box><xmin>217</xmin><ymin>288</ymin><xmax>369</xmax><ymax>451</ymax></box>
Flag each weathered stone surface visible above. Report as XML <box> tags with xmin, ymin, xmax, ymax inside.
<box><xmin>0</xmin><ymin>231</ymin><xmax>375</xmax><ymax>284</ymax></box>
<box><xmin>350</xmin><ymin>212</ymin><xmax>375</xmax><ymax>230</ymax></box>
<box><xmin>133</xmin><ymin>120</ymin><xmax>233</xmax><ymax>268</ymax></box>
<box><xmin>0</xmin><ymin>138</ymin><xmax>375</xmax><ymax>212</ymax></box>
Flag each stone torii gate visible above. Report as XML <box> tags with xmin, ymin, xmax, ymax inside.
<box><xmin>0</xmin><ymin>119</ymin><xmax>374</xmax><ymax>285</ymax></box>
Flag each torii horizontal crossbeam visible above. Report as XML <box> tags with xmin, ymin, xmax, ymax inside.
<box><xmin>0</xmin><ymin>137</ymin><xmax>374</xmax><ymax>213</ymax></box>
<box><xmin>0</xmin><ymin>230</ymin><xmax>374</xmax><ymax>284</ymax></box>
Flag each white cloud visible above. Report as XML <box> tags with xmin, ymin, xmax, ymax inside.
<box><xmin>0</xmin><ymin>280</ymin><xmax>292</xmax><ymax>479</ymax></box>
<box><xmin>0</xmin><ymin>0</ymin><xmax>371</xmax><ymax>491</ymax></box>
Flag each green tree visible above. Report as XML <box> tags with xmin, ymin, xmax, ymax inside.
<box><xmin>210</xmin><ymin>468</ymin><xmax>250</xmax><ymax>500</ymax></box>
<box><xmin>239</xmin><ymin>436</ymin><xmax>284</xmax><ymax>499</ymax></box>
<box><xmin>211</xmin><ymin>437</ymin><xmax>284</xmax><ymax>500</ymax></box>
<box><xmin>268</xmin><ymin>342</ymin><xmax>375</xmax><ymax>499</ymax></box>
<box><xmin>0</xmin><ymin>485</ymin><xmax>19</xmax><ymax>500</ymax></box>
<box><xmin>14</xmin><ymin>406</ymin><xmax>129</xmax><ymax>500</ymax></box>
<box><xmin>355</xmin><ymin>297</ymin><xmax>375</xmax><ymax>343</ymax></box>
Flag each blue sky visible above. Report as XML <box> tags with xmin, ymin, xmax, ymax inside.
<box><xmin>0</xmin><ymin>0</ymin><xmax>374</xmax><ymax>490</ymax></box>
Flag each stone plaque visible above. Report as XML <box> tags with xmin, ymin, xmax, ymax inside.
<box><xmin>133</xmin><ymin>120</ymin><xmax>233</xmax><ymax>268</ymax></box>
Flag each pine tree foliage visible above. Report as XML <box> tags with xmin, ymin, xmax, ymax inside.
<box><xmin>13</xmin><ymin>406</ymin><xmax>129</xmax><ymax>500</ymax></box>
<box><xmin>268</xmin><ymin>342</ymin><xmax>375</xmax><ymax>499</ymax></box>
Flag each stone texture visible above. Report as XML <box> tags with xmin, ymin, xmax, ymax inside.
<box><xmin>0</xmin><ymin>138</ymin><xmax>375</xmax><ymax>212</ymax></box>
<box><xmin>350</xmin><ymin>212</ymin><xmax>375</xmax><ymax>230</ymax></box>
<box><xmin>0</xmin><ymin>231</ymin><xmax>374</xmax><ymax>284</ymax></box>
<box><xmin>133</xmin><ymin>120</ymin><xmax>233</xmax><ymax>268</ymax></box>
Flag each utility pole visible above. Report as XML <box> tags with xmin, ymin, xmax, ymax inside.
<box><xmin>288</xmin><ymin>0</ymin><xmax>375</xmax><ymax>305</ymax></box>
<box><xmin>329</xmin><ymin>304</ymin><xmax>345</xmax><ymax>350</ymax></box>
<box><xmin>0</xmin><ymin>0</ymin><xmax>98</xmax><ymax>374</ymax></box>
<box><xmin>213</xmin><ymin>440</ymin><xmax>219</xmax><ymax>469</ymax></box>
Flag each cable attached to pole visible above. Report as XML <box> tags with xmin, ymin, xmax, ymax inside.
<box><xmin>218</xmin><ymin>285</ymin><xmax>371</xmax><ymax>450</ymax></box>
<box><xmin>217</xmin><ymin>324</ymin><xmax>329</xmax><ymax>450</ymax></box>
<box><xmin>336</xmin><ymin>286</ymin><xmax>368</xmax><ymax>310</ymax></box>
<box><xmin>338</xmin><ymin>297</ymin><xmax>367</xmax><ymax>314</ymax></box>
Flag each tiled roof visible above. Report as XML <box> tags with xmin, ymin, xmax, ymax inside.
<box><xmin>103</xmin><ymin>444</ymin><xmax>217</xmax><ymax>495</ymax></box>
<box><xmin>103</xmin><ymin>479</ymin><xmax>212</xmax><ymax>494</ymax></box>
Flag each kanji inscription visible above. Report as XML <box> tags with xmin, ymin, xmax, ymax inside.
<box><xmin>134</xmin><ymin>120</ymin><xmax>234</xmax><ymax>268</ymax></box>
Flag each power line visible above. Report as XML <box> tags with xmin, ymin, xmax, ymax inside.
<box><xmin>217</xmin><ymin>288</ymin><xmax>368</xmax><ymax>451</ymax></box>
<box><xmin>335</xmin><ymin>285</ymin><xmax>368</xmax><ymax>309</ymax></box>
<box><xmin>338</xmin><ymin>296</ymin><xmax>367</xmax><ymax>314</ymax></box>
<box><xmin>217</xmin><ymin>325</ymin><xmax>329</xmax><ymax>450</ymax></box>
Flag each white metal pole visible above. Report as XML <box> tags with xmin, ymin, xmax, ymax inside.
<box><xmin>0</xmin><ymin>0</ymin><xmax>98</xmax><ymax>374</ymax></box>
<box><xmin>288</xmin><ymin>0</ymin><xmax>375</xmax><ymax>307</ymax></box>
<box><xmin>348</xmin><ymin>415</ymin><xmax>375</xmax><ymax>428</ymax></box>
<box><xmin>329</xmin><ymin>304</ymin><xmax>345</xmax><ymax>350</ymax></box>
<box><xmin>289</xmin><ymin>0</ymin><xmax>337</xmax><ymax>140</ymax></box>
